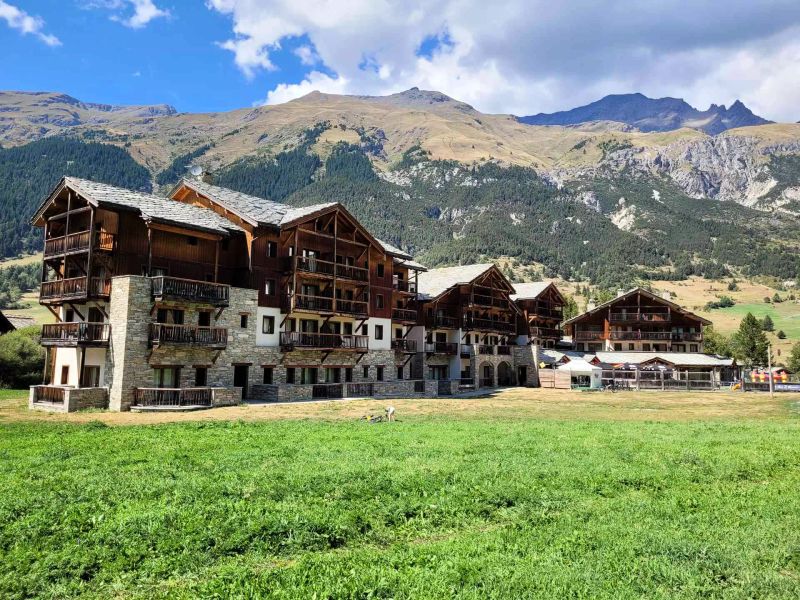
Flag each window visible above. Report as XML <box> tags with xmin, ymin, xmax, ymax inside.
<box><xmin>376</xmin><ymin>294</ymin><xmax>384</xmax><ymax>309</ymax></box>
<box><xmin>614</xmin><ymin>343</ymin><xmax>622</xmax><ymax>351</ymax></box>
<box><xmin>397</xmin><ymin>366</ymin><xmax>404</xmax><ymax>380</ymax></box>
<box><xmin>264</xmin><ymin>280</ymin><xmax>276</xmax><ymax>296</ymax></box>
<box><xmin>65</xmin><ymin>308</ymin><xmax>75</xmax><ymax>322</ymax></box>
<box><xmin>195</xmin><ymin>367</ymin><xmax>208</xmax><ymax>387</ymax></box>
<box><xmin>643</xmin><ymin>344</ymin><xmax>651</xmax><ymax>351</ymax></box>
<box><xmin>690</xmin><ymin>344</ymin><xmax>699</xmax><ymax>352</ymax></box>
<box><xmin>286</xmin><ymin>367</ymin><xmax>296</xmax><ymax>384</ymax></box>
<box><xmin>375</xmin><ymin>325</ymin><xmax>384</xmax><ymax>340</ymax></box>
<box><xmin>361</xmin><ymin>324</ymin><xmax>369</xmax><ymax>336</ymax></box>
<box><xmin>262</xmin><ymin>315</ymin><xmax>275</xmax><ymax>334</ymax></box>
<box><xmin>395</xmin><ymin>328</ymin><xmax>403</xmax><ymax>339</ymax></box>
<box><xmin>377</xmin><ymin>263</ymin><xmax>385</xmax><ymax>277</ymax></box>
<box><xmin>198</xmin><ymin>312</ymin><xmax>211</xmax><ymax>327</ymax></box>
<box><xmin>187</xmin><ymin>236</ymin><xmax>198</xmax><ymax>246</ymax></box>
<box><xmin>299</xmin><ymin>367</ymin><xmax>318</xmax><ymax>385</ymax></box>
<box><xmin>345</xmin><ymin>368</ymin><xmax>353</xmax><ymax>382</ymax></box>
<box><xmin>266</xmin><ymin>241</ymin><xmax>278</xmax><ymax>257</ymax></box>
<box><xmin>154</xmin><ymin>367</ymin><xmax>179</xmax><ymax>388</ymax></box>
<box><xmin>376</xmin><ymin>366</ymin><xmax>384</xmax><ymax>381</ymax></box>
<box><xmin>240</xmin><ymin>314</ymin><xmax>249</xmax><ymax>328</ymax></box>
<box><xmin>151</xmin><ymin>267</ymin><xmax>167</xmax><ymax>277</ymax></box>
<box><xmin>363</xmin><ymin>365</ymin><xmax>369</xmax><ymax>378</ymax></box>
<box><xmin>628</xmin><ymin>343</ymin><xmax>635</xmax><ymax>351</ymax></box>
<box><xmin>263</xmin><ymin>367</ymin><xmax>273</xmax><ymax>384</ymax></box>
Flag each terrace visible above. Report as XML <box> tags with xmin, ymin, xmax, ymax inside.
<box><xmin>148</xmin><ymin>323</ymin><xmax>228</xmax><ymax>349</ymax></box>
<box><xmin>280</xmin><ymin>331</ymin><xmax>369</xmax><ymax>351</ymax></box>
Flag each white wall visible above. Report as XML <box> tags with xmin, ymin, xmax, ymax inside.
<box><xmin>256</xmin><ymin>307</ymin><xmax>282</xmax><ymax>347</ymax></box>
<box><xmin>53</xmin><ymin>348</ymin><xmax>80</xmax><ymax>386</ymax></box>
<box><xmin>367</xmin><ymin>317</ymin><xmax>392</xmax><ymax>349</ymax></box>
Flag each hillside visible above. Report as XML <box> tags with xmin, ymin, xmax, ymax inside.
<box><xmin>518</xmin><ymin>93</ymin><xmax>771</xmax><ymax>134</ymax></box>
<box><xmin>1</xmin><ymin>88</ymin><xmax>800</xmax><ymax>285</ymax></box>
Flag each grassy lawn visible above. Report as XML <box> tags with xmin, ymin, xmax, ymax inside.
<box><xmin>2</xmin><ymin>389</ymin><xmax>800</xmax><ymax>598</ymax></box>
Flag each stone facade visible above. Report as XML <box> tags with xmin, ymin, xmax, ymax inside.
<box><xmin>29</xmin><ymin>386</ymin><xmax>109</xmax><ymax>412</ymax></box>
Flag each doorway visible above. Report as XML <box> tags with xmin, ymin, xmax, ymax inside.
<box><xmin>517</xmin><ymin>366</ymin><xmax>527</xmax><ymax>387</ymax></box>
<box><xmin>233</xmin><ymin>365</ymin><xmax>249</xmax><ymax>399</ymax></box>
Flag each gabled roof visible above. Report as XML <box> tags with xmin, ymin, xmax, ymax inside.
<box><xmin>173</xmin><ymin>178</ymin><xmax>337</xmax><ymax>229</ymax></box>
<box><xmin>563</xmin><ymin>287</ymin><xmax>710</xmax><ymax>327</ymax></box>
<box><xmin>6</xmin><ymin>315</ymin><xmax>35</xmax><ymax>330</ymax></box>
<box><xmin>511</xmin><ymin>281</ymin><xmax>565</xmax><ymax>303</ymax></box>
<box><xmin>32</xmin><ymin>177</ymin><xmax>244</xmax><ymax>237</ymax></box>
<box><xmin>417</xmin><ymin>263</ymin><xmax>497</xmax><ymax>300</ymax></box>
<box><xmin>0</xmin><ymin>311</ymin><xmax>14</xmax><ymax>334</ymax></box>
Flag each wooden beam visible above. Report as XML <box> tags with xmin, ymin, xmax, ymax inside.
<box><xmin>146</xmin><ymin>226</ymin><xmax>153</xmax><ymax>277</ymax></box>
<box><xmin>147</xmin><ymin>222</ymin><xmax>223</xmax><ymax>241</ymax></box>
<box><xmin>214</xmin><ymin>239</ymin><xmax>220</xmax><ymax>283</ymax></box>
<box><xmin>77</xmin><ymin>347</ymin><xmax>86</xmax><ymax>389</ymax></box>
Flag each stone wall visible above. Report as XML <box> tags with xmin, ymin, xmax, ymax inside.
<box><xmin>29</xmin><ymin>386</ymin><xmax>109</xmax><ymax>413</ymax></box>
<box><xmin>211</xmin><ymin>387</ymin><xmax>242</xmax><ymax>407</ymax></box>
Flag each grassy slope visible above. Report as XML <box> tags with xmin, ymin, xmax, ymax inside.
<box><xmin>1</xmin><ymin>391</ymin><xmax>800</xmax><ymax>598</ymax></box>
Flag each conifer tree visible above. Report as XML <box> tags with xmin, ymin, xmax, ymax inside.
<box><xmin>733</xmin><ymin>313</ymin><xmax>769</xmax><ymax>367</ymax></box>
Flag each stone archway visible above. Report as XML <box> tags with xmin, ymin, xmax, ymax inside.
<box><xmin>479</xmin><ymin>362</ymin><xmax>494</xmax><ymax>388</ymax></box>
<box><xmin>497</xmin><ymin>361</ymin><xmax>515</xmax><ymax>387</ymax></box>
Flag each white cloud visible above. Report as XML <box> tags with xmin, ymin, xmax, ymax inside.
<box><xmin>82</xmin><ymin>0</ymin><xmax>169</xmax><ymax>29</ymax></box>
<box><xmin>207</xmin><ymin>1</ymin><xmax>800</xmax><ymax>121</ymax></box>
<box><xmin>0</xmin><ymin>1</ymin><xmax>61</xmax><ymax>46</ymax></box>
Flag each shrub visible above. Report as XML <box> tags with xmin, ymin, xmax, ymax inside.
<box><xmin>0</xmin><ymin>326</ymin><xmax>44</xmax><ymax>387</ymax></box>
<box><xmin>777</xmin><ymin>330</ymin><xmax>786</xmax><ymax>339</ymax></box>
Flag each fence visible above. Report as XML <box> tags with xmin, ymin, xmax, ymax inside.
<box><xmin>601</xmin><ymin>369</ymin><xmax>719</xmax><ymax>391</ymax></box>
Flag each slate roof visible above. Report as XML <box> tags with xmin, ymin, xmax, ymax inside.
<box><xmin>176</xmin><ymin>178</ymin><xmax>336</xmax><ymax>228</ymax></box>
<box><xmin>511</xmin><ymin>282</ymin><xmax>550</xmax><ymax>300</ymax></box>
<box><xmin>6</xmin><ymin>315</ymin><xmax>35</xmax><ymax>330</ymax></box>
<box><xmin>593</xmin><ymin>351</ymin><xmax>734</xmax><ymax>367</ymax></box>
<box><xmin>37</xmin><ymin>178</ymin><xmax>244</xmax><ymax>236</ymax></box>
<box><xmin>416</xmin><ymin>263</ymin><xmax>495</xmax><ymax>300</ymax></box>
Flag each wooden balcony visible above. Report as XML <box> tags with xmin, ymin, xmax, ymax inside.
<box><xmin>41</xmin><ymin>322</ymin><xmax>110</xmax><ymax>346</ymax></box>
<box><xmin>427</xmin><ymin>315</ymin><xmax>459</xmax><ymax>329</ymax></box>
<box><xmin>39</xmin><ymin>276</ymin><xmax>111</xmax><ymax>304</ymax></box>
<box><xmin>463</xmin><ymin>316</ymin><xmax>517</xmax><ymax>334</ymax></box>
<box><xmin>392</xmin><ymin>307</ymin><xmax>418</xmax><ymax>323</ymax></box>
<box><xmin>530</xmin><ymin>326</ymin><xmax>561</xmax><ymax>339</ymax></box>
<box><xmin>609</xmin><ymin>310</ymin><xmax>670</xmax><ymax>323</ymax></box>
<box><xmin>463</xmin><ymin>293</ymin><xmax>510</xmax><ymax>308</ymax></box>
<box><xmin>291</xmin><ymin>256</ymin><xmax>369</xmax><ymax>283</ymax></box>
<box><xmin>672</xmin><ymin>332</ymin><xmax>703</xmax><ymax>342</ymax></box>
<box><xmin>609</xmin><ymin>330</ymin><xmax>673</xmax><ymax>341</ymax></box>
<box><xmin>151</xmin><ymin>276</ymin><xmax>230</xmax><ymax>307</ymax></box>
<box><xmin>424</xmin><ymin>342</ymin><xmax>458</xmax><ymax>355</ymax></box>
<box><xmin>574</xmin><ymin>331</ymin><xmax>604</xmax><ymax>341</ymax></box>
<box><xmin>280</xmin><ymin>331</ymin><xmax>369</xmax><ymax>351</ymax></box>
<box><xmin>391</xmin><ymin>339</ymin><xmax>417</xmax><ymax>353</ymax></box>
<box><xmin>393</xmin><ymin>278</ymin><xmax>417</xmax><ymax>293</ymax></box>
<box><xmin>287</xmin><ymin>294</ymin><xmax>369</xmax><ymax>317</ymax></box>
<box><xmin>531</xmin><ymin>305</ymin><xmax>563</xmax><ymax>319</ymax></box>
<box><xmin>148</xmin><ymin>323</ymin><xmax>228</xmax><ymax>349</ymax></box>
<box><xmin>44</xmin><ymin>231</ymin><xmax>115</xmax><ymax>258</ymax></box>
<box><xmin>133</xmin><ymin>387</ymin><xmax>213</xmax><ymax>408</ymax></box>
<box><xmin>477</xmin><ymin>344</ymin><xmax>495</xmax><ymax>355</ymax></box>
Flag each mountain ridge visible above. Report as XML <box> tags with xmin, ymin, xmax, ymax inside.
<box><xmin>518</xmin><ymin>92</ymin><xmax>772</xmax><ymax>134</ymax></box>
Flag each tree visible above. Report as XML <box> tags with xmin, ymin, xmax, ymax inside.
<box><xmin>732</xmin><ymin>313</ymin><xmax>769</xmax><ymax>367</ymax></box>
<box><xmin>0</xmin><ymin>326</ymin><xmax>44</xmax><ymax>388</ymax></box>
<box><xmin>562</xmin><ymin>293</ymin><xmax>579</xmax><ymax>321</ymax></box>
<box><xmin>761</xmin><ymin>314</ymin><xmax>775</xmax><ymax>332</ymax></box>
<box><xmin>788</xmin><ymin>342</ymin><xmax>800</xmax><ymax>374</ymax></box>
<box><xmin>773</xmin><ymin>292</ymin><xmax>783</xmax><ymax>303</ymax></box>
<box><xmin>777</xmin><ymin>330</ymin><xmax>786</xmax><ymax>339</ymax></box>
<box><xmin>764</xmin><ymin>296</ymin><xmax>772</xmax><ymax>303</ymax></box>
<box><xmin>703</xmin><ymin>326</ymin><xmax>733</xmax><ymax>357</ymax></box>
<box><xmin>727</xmin><ymin>280</ymin><xmax>739</xmax><ymax>291</ymax></box>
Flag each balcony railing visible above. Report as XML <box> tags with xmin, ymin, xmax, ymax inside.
<box><xmin>497</xmin><ymin>345</ymin><xmax>512</xmax><ymax>355</ymax></box>
<box><xmin>463</xmin><ymin>317</ymin><xmax>516</xmax><ymax>334</ymax></box>
<box><xmin>424</xmin><ymin>342</ymin><xmax>458</xmax><ymax>355</ymax></box>
<box><xmin>532</xmin><ymin>305</ymin><xmax>563</xmax><ymax>319</ymax></box>
<box><xmin>336</xmin><ymin>298</ymin><xmax>369</xmax><ymax>317</ymax></box>
<box><xmin>530</xmin><ymin>326</ymin><xmax>561</xmax><ymax>339</ymax></box>
<box><xmin>43</xmin><ymin>230</ymin><xmax>116</xmax><ymax>257</ymax></box>
<box><xmin>428</xmin><ymin>315</ymin><xmax>459</xmax><ymax>329</ymax></box>
<box><xmin>393</xmin><ymin>278</ymin><xmax>417</xmax><ymax>293</ymax></box>
<box><xmin>392</xmin><ymin>307</ymin><xmax>418</xmax><ymax>322</ymax></box>
<box><xmin>291</xmin><ymin>256</ymin><xmax>369</xmax><ymax>282</ymax></box>
<box><xmin>609</xmin><ymin>311</ymin><xmax>670</xmax><ymax>323</ymax></box>
<box><xmin>465</xmin><ymin>294</ymin><xmax>509</xmax><ymax>308</ymax></box>
<box><xmin>312</xmin><ymin>383</ymin><xmax>344</xmax><ymax>399</ymax></box>
<box><xmin>391</xmin><ymin>338</ymin><xmax>418</xmax><ymax>353</ymax></box>
<box><xmin>280</xmin><ymin>331</ymin><xmax>369</xmax><ymax>351</ymax></box>
<box><xmin>148</xmin><ymin>323</ymin><xmax>228</xmax><ymax>348</ymax></box>
<box><xmin>41</xmin><ymin>322</ymin><xmax>110</xmax><ymax>346</ymax></box>
<box><xmin>672</xmin><ymin>332</ymin><xmax>703</xmax><ymax>342</ymax></box>
<box><xmin>574</xmin><ymin>331</ymin><xmax>604</xmax><ymax>341</ymax></box>
<box><xmin>288</xmin><ymin>294</ymin><xmax>368</xmax><ymax>317</ymax></box>
<box><xmin>609</xmin><ymin>330</ymin><xmax>673</xmax><ymax>341</ymax></box>
<box><xmin>151</xmin><ymin>276</ymin><xmax>230</xmax><ymax>307</ymax></box>
<box><xmin>40</xmin><ymin>276</ymin><xmax>111</xmax><ymax>302</ymax></box>
<box><xmin>478</xmin><ymin>344</ymin><xmax>495</xmax><ymax>355</ymax></box>
<box><xmin>133</xmin><ymin>387</ymin><xmax>213</xmax><ymax>408</ymax></box>
<box><xmin>32</xmin><ymin>385</ymin><xmax>66</xmax><ymax>404</ymax></box>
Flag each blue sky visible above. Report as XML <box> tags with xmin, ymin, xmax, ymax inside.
<box><xmin>0</xmin><ymin>1</ymin><xmax>318</xmax><ymax>112</ymax></box>
<box><xmin>2</xmin><ymin>1</ymin><xmax>800</xmax><ymax>121</ymax></box>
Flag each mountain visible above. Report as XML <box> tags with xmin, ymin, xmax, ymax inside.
<box><xmin>1</xmin><ymin>88</ymin><xmax>800</xmax><ymax>286</ymax></box>
<box><xmin>518</xmin><ymin>93</ymin><xmax>772</xmax><ymax>134</ymax></box>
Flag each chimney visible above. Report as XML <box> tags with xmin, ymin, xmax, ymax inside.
<box><xmin>201</xmin><ymin>171</ymin><xmax>214</xmax><ymax>184</ymax></box>
<box><xmin>661</xmin><ymin>290</ymin><xmax>671</xmax><ymax>301</ymax></box>
<box><xmin>617</xmin><ymin>289</ymin><xmax>625</xmax><ymax>298</ymax></box>
<box><xmin>587</xmin><ymin>300</ymin><xmax>596</xmax><ymax>311</ymax></box>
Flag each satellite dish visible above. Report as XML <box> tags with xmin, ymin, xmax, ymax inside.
<box><xmin>188</xmin><ymin>165</ymin><xmax>203</xmax><ymax>177</ymax></box>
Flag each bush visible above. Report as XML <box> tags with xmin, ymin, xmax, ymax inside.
<box><xmin>772</xmin><ymin>292</ymin><xmax>783</xmax><ymax>303</ymax></box>
<box><xmin>764</xmin><ymin>296</ymin><xmax>772</xmax><ymax>303</ymax></box>
<box><xmin>0</xmin><ymin>326</ymin><xmax>44</xmax><ymax>387</ymax></box>
<box><xmin>705</xmin><ymin>295</ymin><xmax>735</xmax><ymax>310</ymax></box>
<box><xmin>727</xmin><ymin>281</ymin><xmax>739</xmax><ymax>291</ymax></box>
<box><xmin>777</xmin><ymin>330</ymin><xmax>787</xmax><ymax>339</ymax></box>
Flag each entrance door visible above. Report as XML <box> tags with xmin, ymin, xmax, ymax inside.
<box><xmin>517</xmin><ymin>366</ymin><xmax>527</xmax><ymax>386</ymax></box>
<box><xmin>233</xmin><ymin>365</ymin><xmax>249</xmax><ymax>399</ymax></box>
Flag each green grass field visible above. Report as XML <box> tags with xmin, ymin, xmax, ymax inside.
<box><xmin>2</xmin><ymin>390</ymin><xmax>800</xmax><ymax>599</ymax></box>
